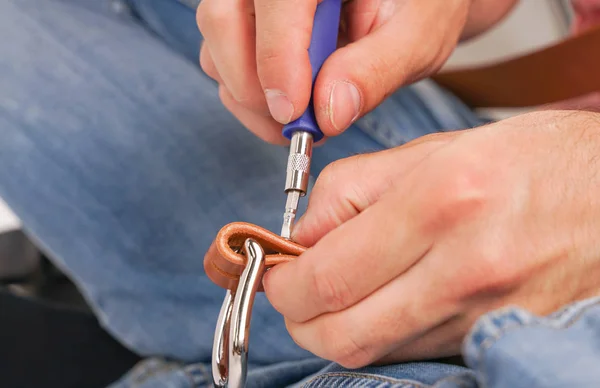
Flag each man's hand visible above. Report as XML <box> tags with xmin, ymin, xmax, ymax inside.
<box><xmin>263</xmin><ymin>110</ymin><xmax>600</xmax><ymax>368</ymax></box>
<box><xmin>196</xmin><ymin>0</ymin><xmax>516</xmax><ymax>144</ymax></box>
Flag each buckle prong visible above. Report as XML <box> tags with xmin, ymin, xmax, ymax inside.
<box><xmin>212</xmin><ymin>238</ymin><xmax>266</xmax><ymax>388</ymax></box>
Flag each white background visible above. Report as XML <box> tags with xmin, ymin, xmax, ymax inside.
<box><xmin>0</xmin><ymin>198</ymin><xmax>20</xmax><ymax>233</ymax></box>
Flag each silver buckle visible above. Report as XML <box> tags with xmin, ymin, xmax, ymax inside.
<box><xmin>212</xmin><ymin>239</ymin><xmax>266</xmax><ymax>388</ymax></box>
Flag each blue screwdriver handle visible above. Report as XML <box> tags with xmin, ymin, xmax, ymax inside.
<box><xmin>281</xmin><ymin>0</ymin><xmax>342</xmax><ymax>142</ymax></box>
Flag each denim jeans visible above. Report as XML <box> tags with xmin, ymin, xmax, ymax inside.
<box><xmin>1</xmin><ymin>0</ymin><xmax>600</xmax><ymax>387</ymax></box>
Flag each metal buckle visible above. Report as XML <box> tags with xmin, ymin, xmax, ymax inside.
<box><xmin>212</xmin><ymin>239</ymin><xmax>266</xmax><ymax>388</ymax></box>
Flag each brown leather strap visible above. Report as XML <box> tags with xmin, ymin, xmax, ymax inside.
<box><xmin>204</xmin><ymin>222</ymin><xmax>305</xmax><ymax>290</ymax></box>
<box><xmin>432</xmin><ymin>24</ymin><xmax>600</xmax><ymax>108</ymax></box>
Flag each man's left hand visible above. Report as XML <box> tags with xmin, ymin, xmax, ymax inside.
<box><xmin>263</xmin><ymin>110</ymin><xmax>600</xmax><ymax>368</ymax></box>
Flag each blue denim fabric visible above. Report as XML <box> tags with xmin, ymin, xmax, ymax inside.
<box><xmin>463</xmin><ymin>298</ymin><xmax>600</xmax><ymax>387</ymax></box>
<box><xmin>3</xmin><ymin>0</ymin><xmax>598</xmax><ymax>387</ymax></box>
<box><xmin>113</xmin><ymin>298</ymin><xmax>600</xmax><ymax>388</ymax></box>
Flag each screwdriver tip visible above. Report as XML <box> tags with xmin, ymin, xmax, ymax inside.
<box><xmin>281</xmin><ymin>190</ymin><xmax>300</xmax><ymax>239</ymax></box>
<box><xmin>281</xmin><ymin>214</ymin><xmax>293</xmax><ymax>239</ymax></box>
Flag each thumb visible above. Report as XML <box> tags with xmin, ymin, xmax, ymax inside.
<box><xmin>313</xmin><ymin>0</ymin><xmax>470</xmax><ymax>135</ymax></box>
<box><xmin>293</xmin><ymin>133</ymin><xmax>454</xmax><ymax>246</ymax></box>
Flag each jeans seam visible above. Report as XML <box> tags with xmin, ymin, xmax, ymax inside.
<box><xmin>301</xmin><ymin>371</ymin><xmax>428</xmax><ymax>388</ymax></box>
<box><xmin>129</xmin><ymin>359</ymin><xmax>181</xmax><ymax>386</ymax></box>
<box><xmin>127</xmin><ymin>358</ymin><xmax>203</xmax><ymax>387</ymax></box>
<box><xmin>475</xmin><ymin>299</ymin><xmax>600</xmax><ymax>388</ymax></box>
<box><xmin>432</xmin><ymin>374</ymin><xmax>476</xmax><ymax>388</ymax></box>
<box><xmin>548</xmin><ymin>297</ymin><xmax>600</xmax><ymax>321</ymax></box>
<box><xmin>184</xmin><ymin>362</ymin><xmax>211</xmax><ymax>387</ymax></box>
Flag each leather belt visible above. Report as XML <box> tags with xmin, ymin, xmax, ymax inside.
<box><xmin>204</xmin><ymin>222</ymin><xmax>305</xmax><ymax>291</ymax></box>
<box><xmin>433</xmin><ymin>24</ymin><xmax>600</xmax><ymax>108</ymax></box>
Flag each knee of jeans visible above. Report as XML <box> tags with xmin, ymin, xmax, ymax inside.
<box><xmin>109</xmin><ymin>358</ymin><xmax>208</xmax><ymax>388</ymax></box>
<box><xmin>91</xmin><ymin>285</ymin><xmax>219</xmax><ymax>363</ymax></box>
<box><xmin>463</xmin><ymin>297</ymin><xmax>600</xmax><ymax>387</ymax></box>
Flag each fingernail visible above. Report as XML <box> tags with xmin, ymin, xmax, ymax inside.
<box><xmin>262</xmin><ymin>264</ymin><xmax>282</xmax><ymax>291</ymax></box>
<box><xmin>265</xmin><ymin>89</ymin><xmax>294</xmax><ymax>124</ymax></box>
<box><xmin>290</xmin><ymin>217</ymin><xmax>305</xmax><ymax>240</ymax></box>
<box><xmin>329</xmin><ymin>81</ymin><xmax>361</xmax><ymax>132</ymax></box>
<box><xmin>262</xmin><ymin>267</ymin><xmax>274</xmax><ymax>288</ymax></box>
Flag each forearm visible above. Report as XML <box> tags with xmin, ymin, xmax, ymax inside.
<box><xmin>461</xmin><ymin>0</ymin><xmax>519</xmax><ymax>40</ymax></box>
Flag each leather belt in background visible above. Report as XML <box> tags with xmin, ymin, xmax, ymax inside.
<box><xmin>433</xmin><ymin>24</ymin><xmax>600</xmax><ymax>108</ymax></box>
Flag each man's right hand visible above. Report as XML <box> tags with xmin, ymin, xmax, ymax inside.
<box><xmin>196</xmin><ymin>0</ymin><xmax>517</xmax><ymax>144</ymax></box>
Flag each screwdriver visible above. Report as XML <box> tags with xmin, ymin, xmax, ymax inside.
<box><xmin>280</xmin><ymin>0</ymin><xmax>342</xmax><ymax>239</ymax></box>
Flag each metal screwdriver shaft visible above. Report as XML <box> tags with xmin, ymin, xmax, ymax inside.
<box><xmin>281</xmin><ymin>132</ymin><xmax>313</xmax><ymax>238</ymax></box>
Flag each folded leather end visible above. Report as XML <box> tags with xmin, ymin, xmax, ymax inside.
<box><xmin>203</xmin><ymin>222</ymin><xmax>306</xmax><ymax>291</ymax></box>
<box><xmin>204</xmin><ymin>239</ymin><xmax>242</xmax><ymax>290</ymax></box>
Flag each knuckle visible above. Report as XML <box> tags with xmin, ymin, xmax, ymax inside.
<box><xmin>467</xmin><ymin>241</ymin><xmax>521</xmax><ymax>295</ymax></box>
<box><xmin>286</xmin><ymin>321</ymin><xmax>374</xmax><ymax>368</ymax></box>
<box><xmin>442</xmin><ymin>166</ymin><xmax>489</xmax><ymax>210</ymax></box>
<box><xmin>217</xmin><ymin>85</ymin><xmax>232</xmax><ymax>106</ymax></box>
<box><xmin>220</xmin><ymin>86</ymin><xmax>264</xmax><ymax>116</ymax></box>
<box><xmin>199</xmin><ymin>48</ymin><xmax>216</xmax><ymax>77</ymax></box>
<box><xmin>309</xmin><ymin>157</ymin><xmax>367</xmax><ymax>224</ymax></box>
<box><xmin>256</xmin><ymin>47</ymin><xmax>281</xmax><ymax>65</ymax></box>
<box><xmin>421</xmin><ymin>164</ymin><xmax>490</xmax><ymax>233</ymax></box>
<box><xmin>195</xmin><ymin>1</ymin><xmax>209</xmax><ymax>31</ymax></box>
<box><xmin>357</xmin><ymin>56</ymin><xmax>397</xmax><ymax>105</ymax></box>
<box><xmin>256</xmin><ymin>130</ymin><xmax>287</xmax><ymax>145</ymax></box>
<box><xmin>443</xmin><ymin>235</ymin><xmax>520</xmax><ymax>302</ymax></box>
<box><xmin>255</xmin><ymin>51</ymin><xmax>288</xmax><ymax>85</ymax></box>
<box><xmin>311</xmin><ymin>264</ymin><xmax>355</xmax><ymax>313</ymax></box>
<box><xmin>286</xmin><ymin>322</ymin><xmax>318</xmax><ymax>358</ymax></box>
<box><xmin>315</xmin><ymin>153</ymin><xmax>374</xmax><ymax>194</ymax></box>
<box><xmin>327</xmin><ymin>332</ymin><xmax>374</xmax><ymax>369</ymax></box>
<box><xmin>418</xmin><ymin>131</ymin><xmax>457</xmax><ymax>145</ymax></box>
<box><xmin>219</xmin><ymin>95</ymin><xmax>233</xmax><ymax>114</ymax></box>
<box><xmin>196</xmin><ymin>0</ymin><xmax>229</xmax><ymax>33</ymax></box>
<box><xmin>233</xmin><ymin>90</ymin><xmax>268</xmax><ymax>112</ymax></box>
<box><xmin>317</xmin><ymin>159</ymin><xmax>348</xmax><ymax>188</ymax></box>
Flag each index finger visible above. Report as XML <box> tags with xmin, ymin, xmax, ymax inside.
<box><xmin>263</xmin><ymin>183</ymin><xmax>434</xmax><ymax>324</ymax></box>
<box><xmin>254</xmin><ymin>0</ymin><xmax>317</xmax><ymax>124</ymax></box>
